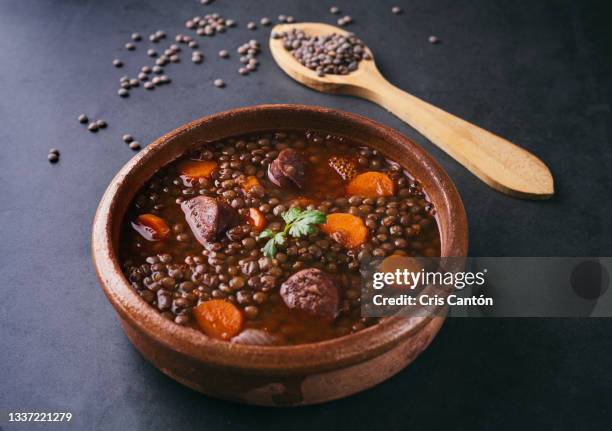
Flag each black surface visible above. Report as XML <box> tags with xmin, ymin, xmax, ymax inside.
<box><xmin>1</xmin><ymin>0</ymin><xmax>611</xmax><ymax>429</ymax></box>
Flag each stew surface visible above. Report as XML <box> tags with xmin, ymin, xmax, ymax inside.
<box><xmin>120</xmin><ymin>130</ymin><xmax>440</xmax><ymax>345</ymax></box>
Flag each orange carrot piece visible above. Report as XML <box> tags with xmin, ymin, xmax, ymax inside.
<box><xmin>194</xmin><ymin>300</ymin><xmax>244</xmax><ymax>340</ymax></box>
<box><xmin>241</xmin><ymin>175</ymin><xmax>261</xmax><ymax>192</ymax></box>
<box><xmin>133</xmin><ymin>213</ymin><xmax>170</xmax><ymax>241</ymax></box>
<box><xmin>178</xmin><ymin>160</ymin><xmax>218</xmax><ymax>180</ymax></box>
<box><xmin>321</xmin><ymin>213</ymin><xmax>368</xmax><ymax>249</ymax></box>
<box><xmin>346</xmin><ymin>171</ymin><xmax>396</xmax><ymax>198</ymax></box>
<box><xmin>247</xmin><ymin>207</ymin><xmax>266</xmax><ymax>231</ymax></box>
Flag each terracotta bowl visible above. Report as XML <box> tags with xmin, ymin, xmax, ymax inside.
<box><xmin>92</xmin><ymin>104</ymin><xmax>468</xmax><ymax>406</ymax></box>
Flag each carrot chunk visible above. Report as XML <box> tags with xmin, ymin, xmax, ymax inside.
<box><xmin>132</xmin><ymin>214</ymin><xmax>170</xmax><ymax>241</ymax></box>
<box><xmin>321</xmin><ymin>213</ymin><xmax>368</xmax><ymax>249</ymax></box>
<box><xmin>247</xmin><ymin>207</ymin><xmax>266</xmax><ymax>231</ymax></box>
<box><xmin>241</xmin><ymin>175</ymin><xmax>261</xmax><ymax>192</ymax></box>
<box><xmin>194</xmin><ymin>300</ymin><xmax>244</xmax><ymax>340</ymax></box>
<box><xmin>346</xmin><ymin>171</ymin><xmax>396</xmax><ymax>198</ymax></box>
<box><xmin>178</xmin><ymin>160</ymin><xmax>217</xmax><ymax>181</ymax></box>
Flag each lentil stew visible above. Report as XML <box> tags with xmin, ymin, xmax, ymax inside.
<box><xmin>120</xmin><ymin>130</ymin><xmax>440</xmax><ymax>345</ymax></box>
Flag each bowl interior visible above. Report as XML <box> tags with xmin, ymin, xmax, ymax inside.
<box><xmin>92</xmin><ymin>104</ymin><xmax>468</xmax><ymax>373</ymax></box>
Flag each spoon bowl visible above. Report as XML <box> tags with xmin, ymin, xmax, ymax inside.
<box><xmin>270</xmin><ymin>22</ymin><xmax>381</xmax><ymax>93</ymax></box>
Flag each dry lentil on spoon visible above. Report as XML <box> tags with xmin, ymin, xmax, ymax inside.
<box><xmin>280</xmin><ymin>29</ymin><xmax>369</xmax><ymax>76</ymax></box>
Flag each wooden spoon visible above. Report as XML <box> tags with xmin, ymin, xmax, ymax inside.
<box><xmin>270</xmin><ymin>22</ymin><xmax>554</xmax><ymax>199</ymax></box>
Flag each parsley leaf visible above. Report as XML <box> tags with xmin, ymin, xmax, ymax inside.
<box><xmin>258</xmin><ymin>208</ymin><xmax>327</xmax><ymax>258</ymax></box>
<box><xmin>274</xmin><ymin>231</ymin><xmax>287</xmax><ymax>245</ymax></box>
<box><xmin>257</xmin><ymin>229</ymin><xmax>276</xmax><ymax>240</ymax></box>
<box><xmin>282</xmin><ymin>207</ymin><xmax>301</xmax><ymax>224</ymax></box>
<box><xmin>296</xmin><ymin>210</ymin><xmax>327</xmax><ymax>226</ymax></box>
<box><xmin>262</xmin><ymin>238</ymin><xmax>278</xmax><ymax>258</ymax></box>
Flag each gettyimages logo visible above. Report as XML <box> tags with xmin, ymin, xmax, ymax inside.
<box><xmin>372</xmin><ymin>264</ymin><xmax>487</xmax><ymax>290</ymax></box>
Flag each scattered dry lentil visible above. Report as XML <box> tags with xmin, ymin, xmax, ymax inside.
<box><xmin>337</xmin><ymin>15</ymin><xmax>353</xmax><ymax>26</ymax></box>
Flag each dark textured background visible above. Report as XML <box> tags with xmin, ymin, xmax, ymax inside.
<box><xmin>1</xmin><ymin>0</ymin><xmax>611</xmax><ymax>429</ymax></box>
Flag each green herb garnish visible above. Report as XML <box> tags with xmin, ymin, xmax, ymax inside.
<box><xmin>257</xmin><ymin>208</ymin><xmax>326</xmax><ymax>258</ymax></box>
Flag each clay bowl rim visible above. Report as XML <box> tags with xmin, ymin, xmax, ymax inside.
<box><xmin>92</xmin><ymin>104</ymin><xmax>468</xmax><ymax>375</ymax></box>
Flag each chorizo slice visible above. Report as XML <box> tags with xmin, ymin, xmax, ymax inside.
<box><xmin>180</xmin><ymin>196</ymin><xmax>240</xmax><ymax>245</ymax></box>
<box><xmin>268</xmin><ymin>148</ymin><xmax>305</xmax><ymax>188</ymax></box>
<box><xmin>231</xmin><ymin>329</ymin><xmax>284</xmax><ymax>346</ymax></box>
<box><xmin>280</xmin><ymin>268</ymin><xmax>339</xmax><ymax>319</ymax></box>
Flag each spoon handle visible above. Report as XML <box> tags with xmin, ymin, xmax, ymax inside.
<box><xmin>351</xmin><ymin>77</ymin><xmax>554</xmax><ymax>199</ymax></box>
